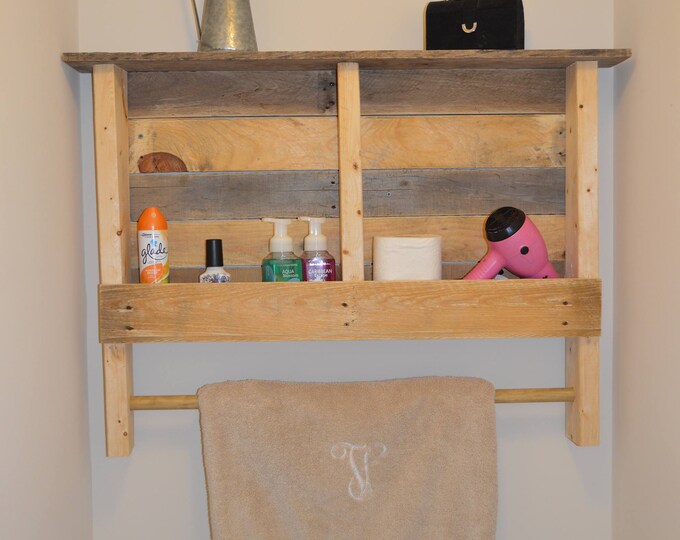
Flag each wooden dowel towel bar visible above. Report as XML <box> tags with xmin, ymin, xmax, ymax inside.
<box><xmin>129</xmin><ymin>387</ymin><xmax>575</xmax><ymax>410</ymax></box>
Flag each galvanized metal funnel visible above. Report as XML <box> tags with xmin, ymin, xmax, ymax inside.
<box><xmin>192</xmin><ymin>0</ymin><xmax>258</xmax><ymax>51</ymax></box>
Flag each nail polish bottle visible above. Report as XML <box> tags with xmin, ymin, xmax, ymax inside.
<box><xmin>199</xmin><ymin>239</ymin><xmax>231</xmax><ymax>283</ymax></box>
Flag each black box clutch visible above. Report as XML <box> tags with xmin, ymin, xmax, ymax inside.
<box><xmin>425</xmin><ymin>0</ymin><xmax>525</xmax><ymax>50</ymax></box>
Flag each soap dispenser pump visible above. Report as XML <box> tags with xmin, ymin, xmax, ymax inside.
<box><xmin>261</xmin><ymin>218</ymin><xmax>303</xmax><ymax>282</ymax></box>
<box><xmin>298</xmin><ymin>217</ymin><xmax>336</xmax><ymax>281</ymax></box>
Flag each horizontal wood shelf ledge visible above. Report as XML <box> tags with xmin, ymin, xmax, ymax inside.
<box><xmin>63</xmin><ymin>49</ymin><xmax>631</xmax><ymax>73</ymax></box>
<box><xmin>99</xmin><ymin>278</ymin><xmax>601</xmax><ymax>343</ymax></box>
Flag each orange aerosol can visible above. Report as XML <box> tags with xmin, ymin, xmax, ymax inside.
<box><xmin>137</xmin><ymin>207</ymin><xmax>169</xmax><ymax>283</ymax></box>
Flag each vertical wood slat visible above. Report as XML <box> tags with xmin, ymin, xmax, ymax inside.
<box><xmin>93</xmin><ymin>64</ymin><xmax>134</xmax><ymax>456</ymax></box>
<box><xmin>566</xmin><ymin>337</ymin><xmax>599</xmax><ymax>444</ymax></box>
<box><xmin>102</xmin><ymin>343</ymin><xmax>134</xmax><ymax>454</ymax></box>
<box><xmin>337</xmin><ymin>62</ymin><xmax>364</xmax><ymax>281</ymax></box>
<box><xmin>565</xmin><ymin>61</ymin><xmax>599</xmax><ymax>446</ymax></box>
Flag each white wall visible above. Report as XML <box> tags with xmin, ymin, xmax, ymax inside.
<box><xmin>0</xmin><ymin>1</ymin><xmax>91</xmax><ymax>539</ymax></box>
<box><xmin>613</xmin><ymin>1</ymin><xmax>680</xmax><ymax>538</ymax></box>
<box><xmin>78</xmin><ymin>1</ymin><xmax>616</xmax><ymax>538</ymax></box>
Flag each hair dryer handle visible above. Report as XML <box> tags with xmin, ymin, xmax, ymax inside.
<box><xmin>463</xmin><ymin>251</ymin><xmax>504</xmax><ymax>280</ymax></box>
<box><xmin>534</xmin><ymin>260</ymin><xmax>560</xmax><ymax>279</ymax></box>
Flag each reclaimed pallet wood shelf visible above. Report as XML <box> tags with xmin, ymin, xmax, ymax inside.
<box><xmin>63</xmin><ymin>49</ymin><xmax>630</xmax><ymax>457</ymax></box>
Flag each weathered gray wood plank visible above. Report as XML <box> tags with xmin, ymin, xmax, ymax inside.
<box><xmin>129</xmin><ymin>168</ymin><xmax>564</xmax><ymax>220</ymax></box>
<box><xmin>360</xmin><ymin>69</ymin><xmax>565</xmax><ymax>114</ymax></box>
<box><xmin>127</xmin><ymin>69</ymin><xmax>564</xmax><ymax>117</ymax></box>
<box><xmin>128</xmin><ymin>70</ymin><xmax>337</xmax><ymax>118</ymax></box>
<box><xmin>62</xmin><ymin>49</ymin><xmax>631</xmax><ymax>73</ymax></box>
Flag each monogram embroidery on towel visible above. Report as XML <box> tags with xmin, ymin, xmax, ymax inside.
<box><xmin>331</xmin><ymin>442</ymin><xmax>387</xmax><ymax>501</ymax></box>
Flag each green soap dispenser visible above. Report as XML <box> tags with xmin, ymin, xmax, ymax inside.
<box><xmin>261</xmin><ymin>218</ymin><xmax>303</xmax><ymax>282</ymax></box>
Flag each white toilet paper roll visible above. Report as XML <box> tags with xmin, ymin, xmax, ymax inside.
<box><xmin>373</xmin><ymin>236</ymin><xmax>442</xmax><ymax>281</ymax></box>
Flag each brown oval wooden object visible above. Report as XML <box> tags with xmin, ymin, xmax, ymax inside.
<box><xmin>137</xmin><ymin>152</ymin><xmax>188</xmax><ymax>173</ymax></box>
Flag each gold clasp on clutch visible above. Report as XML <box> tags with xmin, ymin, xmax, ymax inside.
<box><xmin>461</xmin><ymin>22</ymin><xmax>478</xmax><ymax>33</ymax></box>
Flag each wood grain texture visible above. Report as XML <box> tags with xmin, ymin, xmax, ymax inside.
<box><xmin>361</xmin><ymin>168</ymin><xmax>565</xmax><ymax>216</ymax></box>
<box><xmin>360</xmin><ymin>69</ymin><xmax>565</xmax><ymax>114</ymax></box>
<box><xmin>129</xmin><ymin>117</ymin><xmax>338</xmax><ymax>172</ymax></box>
<box><xmin>565</xmin><ymin>62</ymin><xmax>600</xmax><ymax>446</ymax></box>
<box><xmin>130</xmin><ymin>171</ymin><xmax>338</xmax><ymax>220</ymax></box>
<box><xmin>93</xmin><ymin>65</ymin><xmax>130</xmax><ymax>284</ymax></box>
<box><xmin>156</xmin><ymin>261</ymin><xmax>566</xmax><ymax>284</ymax></box>
<box><xmin>92</xmin><ymin>64</ymin><xmax>134</xmax><ymax>457</ymax></box>
<box><xmin>337</xmin><ymin>63</ymin><xmax>364</xmax><ymax>281</ymax></box>
<box><xmin>129</xmin><ymin>387</ymin><xmax>576</xmax><ymax>409</ymax></box>
<box><xmin>126</xmin><ymin>68</ymin><xmax>565</xmax><ymax>117</ymax></box>
<box><xmin>137</xmin><ymin>152</ymin><xmax>187</xmax><ymax>173</ymax></box>
<box><xmin>129</xmin><ymin>168</ymin><xmax>565</xmax><ymax>221</ymax></box>
<box><xmin>361</xmin><ymin>115</ymin><xmax>565</xmax><ymax>169</ymax></box>
<box><xmin>128</xmin><ymin>70</ymin><xmax>337</xmax><ymax>118</ymax></box>
<box><xmin>127</xmin><ymin>215</ymin><xmax>566</xmax><ymax>268</ymax></box>
<box><xmin>495</xmin><ymin>387</ymin><xmax>575</xmax><ymax>404</ymax></box>
<box><xmin>566</xmin><ymin>337</ymin><xmax>600</xmax><ymax>445</ymax></box>
<box><xmin>99</xmin><ymin>279</ymin><xmax>601</xmax><ymax>343</ymax></box>
<box><xmin>62</xmin><ymin>49</ymin><xmax>632</xmax><ymax>73</ymax></box>
<box><xmin>128</xmin><ymin>115</ymin><xmax>564</xmax><ymax>172</ymax></box>
<box><xmin>566</xmin><ymin>62</ymin><xmax>599</xmax><ymax>279</ymax></box>
<box><xmin>101</xmin><ymin>343</ymin><xmax>134</xmax><ymax>456</ymax></box>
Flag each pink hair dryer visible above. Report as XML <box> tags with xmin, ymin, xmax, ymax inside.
<box><xmin>463</xmin><ymin>207</ymin><xmax>560</xmax><ymax>280</ymax></box>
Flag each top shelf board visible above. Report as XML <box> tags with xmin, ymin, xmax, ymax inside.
<box><xmin>62</xmin><ymin>49</ymin><xmax>631</xmax><ymax>73</ymax></box>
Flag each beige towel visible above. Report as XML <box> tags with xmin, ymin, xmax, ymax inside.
<box><xmin>198</xmin><ymin>377</ymin><xmax>497</xmax><ymax>540</ymax></box>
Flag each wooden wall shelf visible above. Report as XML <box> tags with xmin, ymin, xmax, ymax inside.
<box><xmin>64</xmin><ymin>49</ymin><xmax>630</xmax><ymax>457</ymax></box>
<box><xmin>99</xmin><ymin>279</ymin><xmax>601</xmax><ymax>343</ymax></box>
<box><xmin>63</xmin><ymin>49</ymin><xmax>630</xmax><ymax>72</ymax></box>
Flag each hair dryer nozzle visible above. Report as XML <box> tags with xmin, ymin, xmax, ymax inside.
<box><xmin>484</xmin><ymin>207</ymin><xmax>526</xmax><ymax>242</ymax></box>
